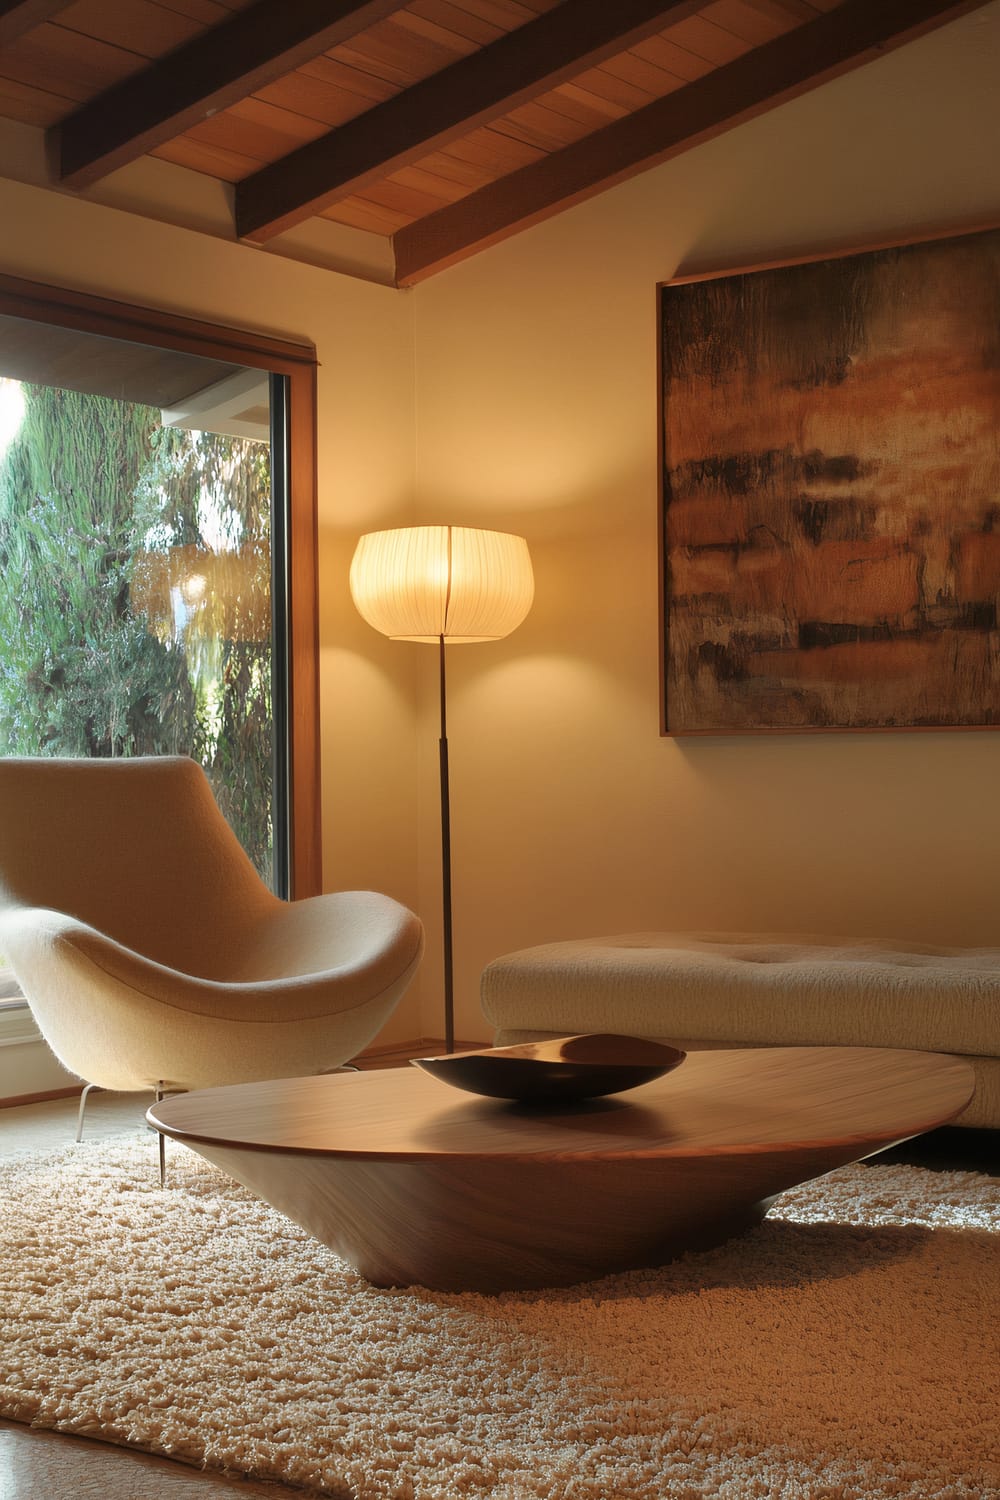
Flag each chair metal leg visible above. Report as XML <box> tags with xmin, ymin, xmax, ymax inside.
<box><xmin>155</xmin><ymin>1083</ymin><xmax>167</xmax><ymax>1186</ymax></box>
<box><xmin>75</xmin><ymin>1082</ymin><xmax>102</xmax><ymax>1143</ymax></box>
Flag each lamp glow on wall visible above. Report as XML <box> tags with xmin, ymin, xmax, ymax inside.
<box><xmin>350</xmin><ymin>526</ymin><xmax>534</xmax><ymax>1052</ymax></box>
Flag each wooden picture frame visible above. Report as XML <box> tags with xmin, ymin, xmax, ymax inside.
<box><xmin>658</xmin><ymin>225</ymin><xmax>1000</xmax><ymax>735</ymax></box>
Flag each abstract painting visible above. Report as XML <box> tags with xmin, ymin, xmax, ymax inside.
<box><xmin>659</xmin><ymin>226</ymin><xmax>1000</xmax><ymax>733</ymax></box>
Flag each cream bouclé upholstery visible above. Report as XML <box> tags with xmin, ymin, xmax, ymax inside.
<box><xmin>481</xmin><ymin>931</ymin><xmax>1000</xmax><ymax>1128</ymax></box>
<box><xmin>0</xmin><ymin>757</ymin><xmax>424</xmax><ymax>1092</ymax></box>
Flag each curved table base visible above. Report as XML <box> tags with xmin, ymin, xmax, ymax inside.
<box><xmin>192</xmin><ymin>1139</ymin><xmax>850</xmax><ymax>1291</ymax></box>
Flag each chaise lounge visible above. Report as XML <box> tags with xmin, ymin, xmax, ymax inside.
<box><xmin>481</xmin><ymin>930</ymin><xmax>1000</xmax><ymax>1128</ymax></box>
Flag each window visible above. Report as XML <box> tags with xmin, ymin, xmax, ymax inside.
<box><xmin>0</xmin><ymin>274</ymin><xmax>320</xmax><ymax>898</ymax></box>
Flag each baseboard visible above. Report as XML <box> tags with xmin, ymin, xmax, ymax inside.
<box><xmin>0</xmin><ymin>1084</ymin><xmax>80</xmax><ymax>1109</ymax></box>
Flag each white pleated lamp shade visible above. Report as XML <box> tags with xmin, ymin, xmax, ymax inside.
<box><xmin>350</xmin><ymin>526</ymin><xmax>534</xmax><ymax>643</ymax></box>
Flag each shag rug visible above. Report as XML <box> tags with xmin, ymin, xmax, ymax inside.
<box><xmin>0</xmin><ymin>1134</ymin><xmax>997</xmax><ymax>1500</ymax></box>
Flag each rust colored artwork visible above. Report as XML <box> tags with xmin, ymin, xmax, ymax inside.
<box><xmin>659</xmin><ymin>226</ymin><xmax>1000</xmax><ymax>733</ymax></box>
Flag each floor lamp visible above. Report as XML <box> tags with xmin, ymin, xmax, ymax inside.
<box><xmin>350</xmin><ymin>526</ymin><xmax>534</xmax><ymax>1053</ymax></box>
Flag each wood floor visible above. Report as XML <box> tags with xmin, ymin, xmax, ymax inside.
<box><xmin>0</xmin><ymin>1049</ymin><xmax>994</xmax><ymax>1498</ymax></box>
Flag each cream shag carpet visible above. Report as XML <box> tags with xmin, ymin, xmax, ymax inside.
<box><xmin>0</xmin><ymin>1134</ymin><xmax>997</xmax><ymax>1500</ymax></box>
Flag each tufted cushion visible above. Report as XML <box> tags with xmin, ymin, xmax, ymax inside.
<box><xmin>481</xmin><ymin>932</ymin><xmax>1000</xmax><ymax>1127</ymax></box>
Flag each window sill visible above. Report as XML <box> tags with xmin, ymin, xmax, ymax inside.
<box><xmin>0</xmin><ymin>988</ymin><xmax>40</xmax><ymax>1047</ymax></box>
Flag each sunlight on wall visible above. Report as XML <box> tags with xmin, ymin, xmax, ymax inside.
<box><xmin>320</xmin><ymin>643</ymin><xmax>422</xmax><ymax>1041</ymax></box>
<box><xmin>456</xmin><ymin>654</ymin><xmax>637</xmax><ymax>754</ymax></box>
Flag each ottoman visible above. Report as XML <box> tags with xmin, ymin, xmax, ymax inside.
<box><xmin>480</xmin><ymin>931</ymin><xmax>1000</xmax><ymax>1129</ymax></box>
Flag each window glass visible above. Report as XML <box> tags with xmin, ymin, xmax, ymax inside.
<box><xmin>0</xmin><ymin>322</ymin><xmax>282</xmax><ymax>889</ymax></box>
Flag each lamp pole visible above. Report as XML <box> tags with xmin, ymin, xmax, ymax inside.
<box><xmin>438</xmin><ymin>633</ymin><xmax>455</xmax><ymax>1053</ymax></box>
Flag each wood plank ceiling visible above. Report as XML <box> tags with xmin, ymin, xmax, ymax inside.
<box><xmin>0</xmin><ymin>0</ymin><xmax>988</xmax><ymax>286</ymax></box>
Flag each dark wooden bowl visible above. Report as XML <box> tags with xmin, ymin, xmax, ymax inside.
<box><xmin>412</xmin><ymin>1033</ymin><xmax>686</xmax><ymax>1104</ymax></box>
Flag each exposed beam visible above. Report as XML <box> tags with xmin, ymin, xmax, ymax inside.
<box><xmin>236</xmin><ymin>0</ymin><xmax>707</xmax><ymax>243</ymax></box>
<box><xmin>50</xmin><ymin>0</ymin><xmax>402</xmax><ymax>189</ymax></box>
<box><xmin>0</xmin><ymin>0</ymin><xmax>75</xmax><ymax>46</ymax></box>
<box><xmin>393</xmin><ymin>0</ymin><xmax>989</xmax><ymax>285</ymax></box>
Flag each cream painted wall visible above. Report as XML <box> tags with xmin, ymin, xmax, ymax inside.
<box><xmin>0</xmin><ymin>175</ymin><xmax>424</xmax><ymax>1052</ymax></box>
<box><xmin>411</xmin><ymin>5</ymin><xmax>1000</xmax><ymax>1042</ymax></box>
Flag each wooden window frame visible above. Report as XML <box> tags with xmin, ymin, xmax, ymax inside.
<box><xmin>0</xmin><ymin>271</ymin><xmax>321</xmax><ymax>897</ymax></box>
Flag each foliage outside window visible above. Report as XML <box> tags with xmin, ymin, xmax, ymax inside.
<box><xmin>0</xmin><ymin>380</ymin><xmax>275</xmax><ymax>883</ymax></box>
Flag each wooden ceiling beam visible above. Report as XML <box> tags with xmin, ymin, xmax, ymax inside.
<box><xmin>0</xmin><ymin>0</ymin><xmax>75</xmax><ymax>46</ymax></box>
<box><xmin>235</xmin><ymin>0</ymin><xmax>707</xmax><ymax>244</ymax></box>
<box><xmin>49</xmin><ymin>0</ymin><xmax>402</xmax><ymax>189</ymax></box>
<box><xmin>393</xmin><ymin>0</ymin><xmax>990</xmax><ymax>285</ymax></box>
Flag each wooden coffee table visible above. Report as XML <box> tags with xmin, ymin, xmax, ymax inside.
<box><xmin>147</xmin><ymin>1046</ymin><xmax>973</xmax><ymax>1292</ymax></box>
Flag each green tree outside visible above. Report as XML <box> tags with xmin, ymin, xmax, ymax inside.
<box><xmin>0</xmin><ymin>382</ymin><xmax>275</xmax><ymax>883</ymax></box>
